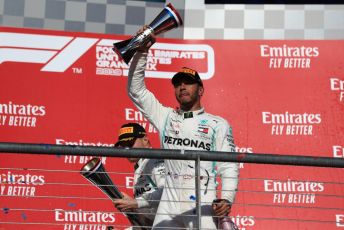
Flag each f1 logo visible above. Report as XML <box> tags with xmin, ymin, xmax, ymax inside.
<box><xmin>0</xmin><ymin>32</ymin><xmax>98</xmax><ymax>72</ymax></box>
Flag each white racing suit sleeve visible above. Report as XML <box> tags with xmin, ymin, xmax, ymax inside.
<box><xmin>137</xmin><ymin>187</ymin><xmax>164</xmax><ymax>209</ymax></box>
<box><xmin>214</xmin><ymin>121</ymin><xmax>239</xmax><ymax>203</ymax></box>
<box><xmin>127</xmin><ymin>51</ymin><xmax>171</xmax><ymax>131</ymax></box>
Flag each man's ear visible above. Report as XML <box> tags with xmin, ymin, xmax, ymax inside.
<box><xmin>198</xmin><ymin>86</ymin><xmax>204</xmax><ymax>96</ymax></box>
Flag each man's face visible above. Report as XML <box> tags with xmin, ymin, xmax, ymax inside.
<box><xmin>174</xmin><ymin>79</ymin><xmax>203</xmax><ymax>109</ymax></box>
<box><xmin>132</xmin><ymin>135</ymin><xmax>151</xmax><ymax>149</ymax></box>
<box><xmin>127</xmin><ymin>135</ymin><xmax>151</xmax><ymax>163</ymax></box>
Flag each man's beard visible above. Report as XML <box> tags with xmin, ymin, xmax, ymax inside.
<box><xmin>176</xmin><ymin>94</ymin><xmax>198</xmax><ymax>111</ymax></box>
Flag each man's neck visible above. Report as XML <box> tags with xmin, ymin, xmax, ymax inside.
<box><xmin>180</xmin><ymin>103</ymin><xmax>202</xmax><ymax>112</ymax></box>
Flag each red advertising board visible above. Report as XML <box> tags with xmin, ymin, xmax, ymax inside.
<box><xmin>0</xmin><ymin>27</ymin><xmax>343</xmax><ymax>229</ymax></box>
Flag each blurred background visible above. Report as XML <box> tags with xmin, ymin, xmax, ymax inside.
<box><xmin>1</xmin><ymin>0</ymin><xmax>344</xmax><ymax>39</ymax></box>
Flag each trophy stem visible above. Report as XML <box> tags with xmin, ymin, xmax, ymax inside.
<box><xmin>113</xmin><ymin>27</ymin><xmax>154</xmax><ymax>64</ymax></box>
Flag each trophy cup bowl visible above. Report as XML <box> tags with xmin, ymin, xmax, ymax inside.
<box><xmin>80</xmin><ymin>157</ymin><xmax>123</xmax><ymax>199</ymax></box>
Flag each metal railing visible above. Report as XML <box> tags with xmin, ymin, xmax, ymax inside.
<box><xmin>0</xmin><ymin>142</ymin><xmax>344</xmax><ymax>229</ymax></box>
<box><xmin>1</xmin><ymin>142</ymin><xmax>343</xmax><ymax>167</ymax></box>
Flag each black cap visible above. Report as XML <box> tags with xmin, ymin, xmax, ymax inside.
<box><xmin>115</xmin><ymin>123</ymin><xmax>146</xmax><ymax>147</ymax></box>
<box><xmin>172</xmin><ymin>67</ymin><xmax>203</xmax><ymax>86</ymax></box>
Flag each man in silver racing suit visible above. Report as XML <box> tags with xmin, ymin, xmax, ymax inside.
<box><xmin>112</xmin><ymin>123</ymin><xmax>165</xmax><ymax>228</ymax></box>
<box><xmin>127</xmin><ymin>46</ymin><xmax>239</xmax><ymax>229</ymax></box>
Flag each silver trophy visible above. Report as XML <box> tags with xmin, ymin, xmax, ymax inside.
<box><xmin>80</xmin><ymin>158</ymin><xmax>147</xmax><ymax>230</ymax></box>
<box><xmin>113</xmin><ymin>3</ymin><xmax>183</xmax><ymax>64</ymax></box>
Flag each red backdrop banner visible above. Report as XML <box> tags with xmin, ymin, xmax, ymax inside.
<box><xmin>0</xmin><ymin>27</ymin><xmax>343</xmax><ymax>230</ymax></box>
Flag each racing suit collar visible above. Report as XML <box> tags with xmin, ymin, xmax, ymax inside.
<box><xmin>178</xmin><ymin>107</ymin><xmax>205</xmax><ymax>119</ymax></box>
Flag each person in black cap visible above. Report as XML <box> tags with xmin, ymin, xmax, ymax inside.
<box><xmin>124</xmin><ymin>27</ymin><xmax>239</xmax><ymax>230</ymax></box>
<box><xmin>171</xmin><ymin>66</ymin><xmax>203</xmax><ymax>87</ymax></box>
<box><xmin>112</xmin><ymin>123</ymin><xmax>165</xmax><ymax>228</ymax></box>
